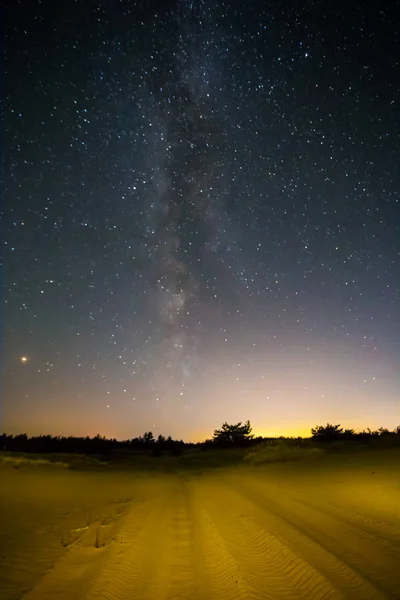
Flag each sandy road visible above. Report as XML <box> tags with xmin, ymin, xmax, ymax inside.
<box><xmin>9</xmin><ymin>466</ymin><xmax>399</xmax><ymax>600</ymax></box>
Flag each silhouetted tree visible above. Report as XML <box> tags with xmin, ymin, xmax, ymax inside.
<box><xmin>142</xmin><ymin>431</ymin><xmax>155</xmax><ymax>444</ymax></box>
<box><xmin>213</xmin><ymin>420</ymin><xmax>254</xmax><ymax>446</ymax></box>
<box><xmin>311</xmin><ymin>423</ymin><xmax>344</xmax><ymax>442</ymax></box>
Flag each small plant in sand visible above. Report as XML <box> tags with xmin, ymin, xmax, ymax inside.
<box><xmin>94</xmin><ymin>527</ymin><xmax>104</xmax><ymax>548</ymax></box>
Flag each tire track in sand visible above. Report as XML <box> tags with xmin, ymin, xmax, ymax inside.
<box><xmin>301</xmin><ymin>494</ymin><xmax>400</xmax><ymax>548</ymax></box>
<box><xmin>20</xmin><ymin>495</ymin><xmax>162</xmax><ymax>600</ymax></box>
<box><xmin>286</xmin><ymin>494</ymin><xmax>400</xmax><ymax>578</ymax></box>
<box><xmin>90</xmin><ymin>474</ymin><xmax>250</xmax><ymax>600</ymax></box>
<box><xmin>146</xmin><ymin>475</ymin><xmax>208</xmax><ymax>600</ymax></box>
<box><xmin>18</xmin><ymin>470</ymin><xmax>399</xmax><ymax>600</ymax></box>
<box><xmin>222</xmin><ymin>473</ymin><xmax>393</xmax><ymax>599</ymax></box>
<box><xmin>88</xmin><ymin>475</ymin><xmax>207</xmax><ymax>600</ymax></box>
<box><xmin>21</xmin><ymin>474</ymin><xmax>248</xmax><ymax>600</ymax></box>
<box><xmin>196</xmin><ymin>476</ymin><xmax>338</xmax><ymax>600</ymax></box>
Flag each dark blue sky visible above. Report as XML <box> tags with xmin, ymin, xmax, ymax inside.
<box><xmin>4</xmin><ymin>0</ymin><xmax>399</xmax><ymax>440</ymax></box>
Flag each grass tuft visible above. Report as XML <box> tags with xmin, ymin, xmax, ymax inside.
<box><xmin>94</xmin><ymin>527</ymin><xmax>104</xmax><ymax>548</ymax></box>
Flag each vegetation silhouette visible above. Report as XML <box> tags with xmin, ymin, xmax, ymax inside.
<box><xmin>310</xmin><ymin>422</ymin><xmax>400</xmax><ymax>442</ymax></box>
<box><xmin>212</xmin><ymin>420</ymin><xmax>254</xmax><ymax>447</ymax></box>
<box><xmin>1</xmin><ymin>422</ymin><xmax>399</xmax><ymax>461</ymax></box>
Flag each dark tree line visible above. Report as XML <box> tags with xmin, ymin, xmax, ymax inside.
<box><xmin>0</xmin><ymin>421</ymin><xmax>259</xmax><ymax>455</ymax></box>
<box><xmin>0</xmin><ymin>432</ymin><xmax>187</xmax><ymax>456</ymax></box>
<box><xmin>1</xmin><ymin>421</ymin><xmax>399</xmax><ymax>455</ymax></box>
<box><xmin>311</xmin><ymin>423</ymin><xmax>400</xmax><ymax>442</ymax></box>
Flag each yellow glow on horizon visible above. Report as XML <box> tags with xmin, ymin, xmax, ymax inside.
<box><xmin>255</xmin><ymin>429</ymin><xmax>311</xmax><ymax>439</ymax></box>
<box><xmin>189</xmin><ymin>426</ymin><xmax>313</xmax><ymax>443</ymax></box>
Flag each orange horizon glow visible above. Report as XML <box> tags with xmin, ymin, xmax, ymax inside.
<box><xmin>3</xmin><ymin>348</ymin><xmax>399</xmax><ymax>444</ymax></box>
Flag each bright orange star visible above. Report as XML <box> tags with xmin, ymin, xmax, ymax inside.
<box><xmin>20</xmin><ymin>356</ymin><xmax>28</xmax><ymax>363</ymax></box>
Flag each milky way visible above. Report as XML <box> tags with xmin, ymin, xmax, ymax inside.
<box><xmin>148</xmin><ymin>7</ymin><xmax>228</xmax><ymax>404</ymax></box>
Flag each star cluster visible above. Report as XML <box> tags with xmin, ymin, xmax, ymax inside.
<box><xmin>3</xmin><ymin>1</ymin><xmax>399</xmax><ymax>440</ymax></box>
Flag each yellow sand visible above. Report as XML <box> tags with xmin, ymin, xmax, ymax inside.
<box><xmin>1</xmin><ymin>452</ymin><xmax>399</xmax><ymax>599</ymax></box>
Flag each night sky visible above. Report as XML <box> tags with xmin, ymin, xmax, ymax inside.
<box><xmin>4</xmin><ymin>1</ymin><xmax>399</xmax><ymax>442</ymax></box>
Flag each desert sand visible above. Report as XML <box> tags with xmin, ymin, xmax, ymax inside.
<box><xmin>1</xmin><ymin>451</ymin><xmax>399</xmax><ymax>599</ymax></box>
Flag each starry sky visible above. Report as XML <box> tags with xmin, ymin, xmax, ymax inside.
<box><xmin>3</xmin><ymin>0</ymin><xmax>399</xmax><ymax>442</ymax></box>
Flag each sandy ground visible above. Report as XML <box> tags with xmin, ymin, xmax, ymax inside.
<box><xmin>1</xmin><ymin>452</ymin><xmax>399</xmax><ymax>600</ymax></box>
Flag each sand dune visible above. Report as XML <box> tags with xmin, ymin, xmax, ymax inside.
<box><xmin>1</xmin><ymin>457</ymin><xmax>399</xmax><ymax>599</ymax></box>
